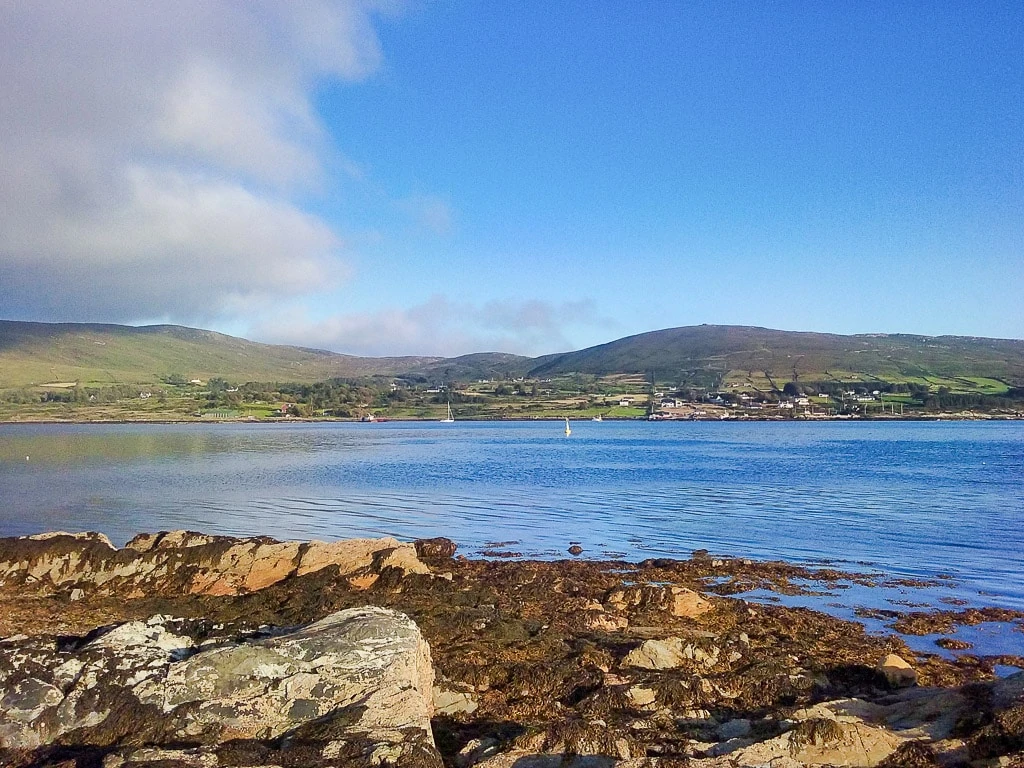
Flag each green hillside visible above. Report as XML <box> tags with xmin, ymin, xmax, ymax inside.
<box><xmin>0</xmin><ymin>321</ymin><xmax>438</xmax><ymax>388</ymax></box>
<box><xmin>407</xmin><ymin>352</ymin><xmax>535</xmax><ymax>382</ymax></box>
<box><xmin>1</xmin><ymin>321</ymin><xmax>1022</xmax><ymax>401</ymax></box>
<box><xmin>528</xmin><ymin>325</ymin><xmax>1024</xmax><ymax>392</ymax></box>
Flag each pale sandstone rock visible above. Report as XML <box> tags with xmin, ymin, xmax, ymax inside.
<box><xmin>671</xmin><ymin>586</ymin><xmax>712</xmax><ymax>617</ymax></box>
<box><xmin>0</xmin><ymin>531</ymin><xmax>429</xmax><ymax>598</ymax></box>
<box><xmin>350</xmin><ymin>572</ymin><xmax>381</xmax><ymax>589</ymax></box>
<box><xmin>623</xmin><ymin>638</ymin><xmax>687</xmax><ymax>669</ymax></box>
<box><xmin>622</xmin><ymin>637</ymin><xmax>720</xmax><ymax>670</ymax></box>
<box><xmin>604</xmin><ymin>583</ymin><xmax>711</xmax><ymax>617</ymax></box>
<box><xmin>625</xmin><ymin>685</ymin><xmax>657</xmax><ymax>708</ymax></box>
<box><xmin>298</xmin><ymin>537</ymin><xmax>427</xmax><ymax>577</ymax></box>
<box><xmin>882</xmin><ymin>687</ymin><xmax>967</xmax><ymax>741</ymax></box>
<box><xmin>792</xmin><ymin>697</ymin><xmax>888</xmax><ymax>724</ymax></box>
<box><xmin>878</xmin><ymin>653</ymin><xmax>918</xmax><ymax>687</ymax></box>
<box><xmin>27</xmin><ymin>531</ymin><xmax>115</xmax><ymax>548</ymax></box>
<box><xmin>871</xmin><ymin>675</ymin><xmax>1022</xmax><ymax>743</ymax></box>
<box><xmin>128</xmin><ymin>530</ymin><xmax>218</xmax><ymax>551</ymax></box>
<box><xmin>433</xmin><ymin>686</ymin><xmax>479</xmax><ymax>715</ymax></box>
<box><xmin>584</xmin><ymin>610</ymin><xmax>629</xmax><ymax>631</ymax></box>
<box><xmin>729</xmin><ymin>718</ymin><xmax>904</xmax><ymax>766</ymax></box>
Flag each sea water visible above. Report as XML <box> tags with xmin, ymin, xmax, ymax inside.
<box><xmin>1</xmin><ymin>420</ymin><xmax>1022</xmax><ymax>650</ymax></box>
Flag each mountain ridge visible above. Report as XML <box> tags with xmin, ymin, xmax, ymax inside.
<box><xmin>1</xmin><ymin>319</ymin><xmax>1022</xmax><ymax>391</ymax></box>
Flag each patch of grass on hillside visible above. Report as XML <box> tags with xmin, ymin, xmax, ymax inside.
<box><xmin>955</xmin><ymin>377</ymin><xmax>1009</xmax><ymax>394</ymax></box>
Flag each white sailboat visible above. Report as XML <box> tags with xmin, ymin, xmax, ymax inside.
<box><xmin>440</xmin><ymin>401</ymin><xmax>455</xmax><ymax>423</ymax></box>
<box><xmin>564</xmin><ymin>417</ymin><xmax>571</xmax><ymax>436</ymax></box>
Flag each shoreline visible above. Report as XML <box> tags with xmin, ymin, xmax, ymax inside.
<box><xmin>1</xmin><ymin>530</ymin><xmax>1022</xmax><ymax>766</ymax></box>
<box><xmin>2</xmin><ymin>412</ymin><xmax>1022</xmax><ymax>425</ymax></box>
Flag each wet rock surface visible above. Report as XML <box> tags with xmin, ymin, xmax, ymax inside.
<box><xmin>0</xmin><ymin>532</ymin><xmax>1022</xmax><ymax>767</ymax></box>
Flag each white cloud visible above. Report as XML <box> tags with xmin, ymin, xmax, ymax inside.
<box><xmin>253</xmin><ymin>296</ymin><xmax>610</xmax><ymax>357</ymax></box>
<box><xmin>155</xmin><ymin>58</ymin><xmax>322</xmax><ymax>187</ymax></box>
<box><xmin>0</xmin><ymin>166</ymin><xmax>347</xmax><ymax>321</ymax></box>
<box><xmin>0</xmin><ymin>1</ymin><xmax>384</xmax><ymax>323</ymax></box>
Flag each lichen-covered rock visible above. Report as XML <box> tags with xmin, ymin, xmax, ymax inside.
<box><xmin>0</xmin><ymin>607</ymin><xmax>440</xmax><ymax>767</ymax></box>
<box><xmin>155</xmin><ymin>607</ymin><xmax>434</xmax><ymax>744</ymax></box>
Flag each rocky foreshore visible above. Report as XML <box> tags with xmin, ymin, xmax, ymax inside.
<box><xmin>0</xmin><ymin>532</ymin><xmax>1021</xmax><ymax>768</ymax></box>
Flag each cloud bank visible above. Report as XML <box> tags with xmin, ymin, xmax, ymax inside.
<box><xmin>0</xmin><ymin>1</ymin><xmax>382</xmax><ymax>324</ymax></box>
<box><xmin>254</xmin><ymin>297</ymin><xmax>610</xmax><ymax>357</ymax></box>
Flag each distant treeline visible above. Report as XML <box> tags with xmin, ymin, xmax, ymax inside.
<box><xmin>205</xmin><ymin>378</ymin><xmax>391</xmax><ymax>416</ymax></box>
<box><xmin>1</xmin><ymin>384</ymin><xmax>159</xmax><ymax>404</ymax></box>
<box><xmin>780</xmin><ymin>381</ymin><xmax>932</xmax><ymax>397</ymax></box>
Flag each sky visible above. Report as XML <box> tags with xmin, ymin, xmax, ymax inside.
<box><xmin>1</xmin><ymin>1</ymin><xmax>1021</xmax><ymax>357</ymax></box>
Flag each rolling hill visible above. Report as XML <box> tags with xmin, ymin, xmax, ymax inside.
<box><xmin>0</xmin><ymin>321</ymin><xmax>437</xmax><ymax>387</ymax></box>
<box><xmin>527</xmin><ymin>325</ymin><xmax>1024</xmax><ymax>391</ymax></box>
<box><xmin>1</xmin><ymin>320</ymin><xmax>1022</xmax><ymax>394</ymax></box>
<box><xmin>405</xmin><ymin>353</ymin><xmax>535</xmax><ymax>382</ymax></box>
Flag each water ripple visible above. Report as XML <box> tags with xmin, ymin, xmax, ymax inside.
<box><xmin>1</xmin><ymin>421</ymin><xmax>1021</xmax><ymax>612</ymax></box>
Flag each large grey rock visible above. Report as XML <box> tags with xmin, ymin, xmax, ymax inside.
<box><xmin>0</xmin><ymin>607</ymin><xmax>440</xmax><ymax>767</ymax></box>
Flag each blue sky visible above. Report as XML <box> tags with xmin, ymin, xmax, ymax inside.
<box><xmin>1</xmin><ymin>2</ymin><xmax>1021</xmax><ymax>356</ymax></box>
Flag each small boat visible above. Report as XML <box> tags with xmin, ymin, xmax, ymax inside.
<box><xmin>440</xmin><ymin>402</ymin><xmax>455</xmax><ymax>423</ymax></box>
<box><xmin>564</xmin><ymin>417</ymin><xmax>572</xmax><ymax>436</ymax></box>
<box><xmin>592</xmin><ymin>415</ymin><xmax>603</xmax><ymax>422</ymax></box>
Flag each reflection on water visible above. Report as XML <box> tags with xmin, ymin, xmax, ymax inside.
<box><xmin>1</xmin><ymin>421</ymin><xmax>1022</xmax><ymax>618</ymax></box>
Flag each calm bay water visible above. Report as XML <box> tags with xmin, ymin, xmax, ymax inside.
<box><xmin>1</xmin><ymin>421</ymin><xmax>1022</xmax><ymax>623</ymax></box>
